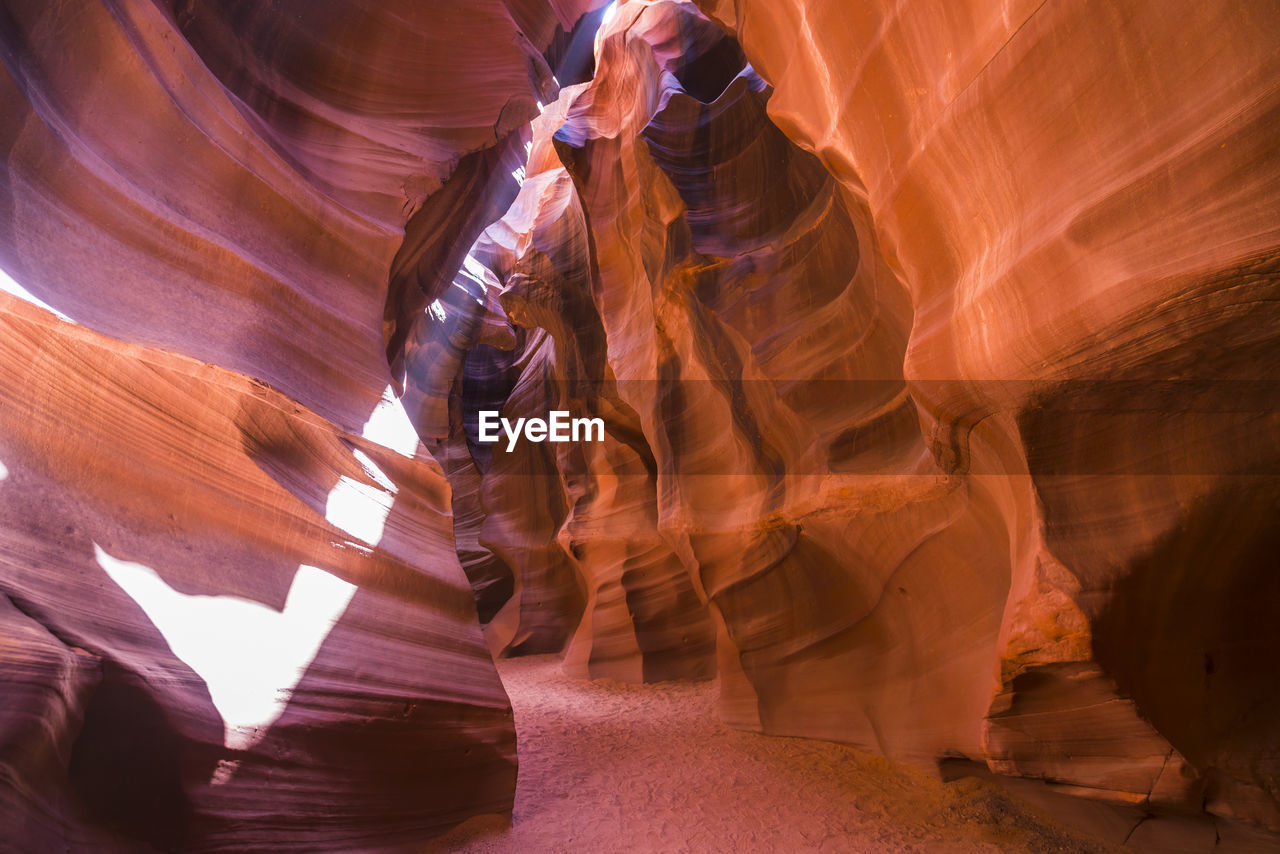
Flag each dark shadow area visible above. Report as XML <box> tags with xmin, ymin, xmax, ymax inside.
<box><xmin>940</xmin><ymin>758</ymin><xmax>1280</xmax><ymax>852</ymax></box>
<box><xmin>1093</xmin><ymin>479</ymin><xmax>1280</xmax><ymax>824</ymax></box>
<box><xmin>68</xmin><ymin>663</ymin><xmax>197</xmax><ymax>852</ymax></box>
<box><xmin>385</xmin><ymin>138</ymin><xmax>527</xmax><ymax>382</ymax></box>
<box><xmin>670</xmin><ymin>29</ymin><xmax>748</xmax><ymax>103</ymax></box>
<box><xmin>543</xmin><ymin>2</ymin><xmax>612</xmax><ymax>86</ymax></box>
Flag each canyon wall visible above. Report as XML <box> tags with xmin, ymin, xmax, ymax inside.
<box><xmin>1</xmin><ymin>0</ymin><xmax>1278</xmax><ymax>847</ymax></box>
<box><xmin>434</xmin><ymin>0</ymin><xmax>1280</xmax><ymax>831</ymax></box>
<box><xmin>0</xmin><ymin>0</ymin><xmax>600</xmax><ymax>849</ymax></box>
<box><xmin>688</xmin><ymin>0</ymin><xmax>1280</xmax><ymax>827</ymax></box>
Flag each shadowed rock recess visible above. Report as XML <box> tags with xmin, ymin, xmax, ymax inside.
<box><xmin>0</xmin><ymin>0</ymin><xmax>1277</xmax><ymax>850</ymax></box>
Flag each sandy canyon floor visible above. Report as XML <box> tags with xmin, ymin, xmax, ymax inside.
<box><xmin>425</xmin><ymin>656</ymin><xmax>1117</xmax><ymax>853</ymax></box>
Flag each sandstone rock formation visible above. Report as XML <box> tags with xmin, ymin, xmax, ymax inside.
<box><xmin>417</xmin><ymin>0</ymin><xmax>1280</xmax><ymax>833</ymax></box>
<box><xmin>0</xmin><ymin>0</ymin><xmax>601</xmax><ymax>849</ymax></box>
<box><xmin>1</xmin><ymin>0</ymin><xmax>1278</xmax><ymax>848</ymax></box>
<box><xmin>686</xmin><ymin>0</ymin><xmax>1280</xmax><ymax>828</ymax></box>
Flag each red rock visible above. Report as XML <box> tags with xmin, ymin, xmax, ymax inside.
<box><xmin>0</xmin><ymin>0</ymin><xmax>603</xmax><ymax>848</ymax></box>
<box><xmin>2</xmin><ymin>0</ymin><xmax>1278</xmax><ymax>845</ymax></box>
<box><xmin>459</xmin><ymin>0</ymin><xmax>1280</xmax><ymax>830</ymax></box>
<box><xmin>0</xmin><ymin>299</ymin><xmax>516</xmax><ymax>848</ymax></box>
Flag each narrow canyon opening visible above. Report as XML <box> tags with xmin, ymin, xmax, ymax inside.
<box><xmin>1</xmin><ymin>1</ymin><xmax>1278</xmax><ymax>852</ymax></box>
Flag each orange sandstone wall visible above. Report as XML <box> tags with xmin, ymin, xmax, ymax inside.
<box><xmin>459</xmin><ymin>0</ymin><xmax>1280</xmax><ymax>827</ymax></box>
<box><xmin>0</xmin><ymin>0</ymin><xmax>602</xmax><ymax>849</ymax></box>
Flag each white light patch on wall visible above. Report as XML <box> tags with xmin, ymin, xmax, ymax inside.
<box><xmin>94</xmin><ymin>385</ymin><xmax>420</xmax><ymax>783</ymax></box>
<box><xmin>463</xmin><ymin>253</ymin><xmax>491</xmax><ymax>290</ymax></box>
<box><xmin>511</xmin><ymin>138</ymin><xmax>535</xmax><ymax>185</ymax></box>
<box><xmin>361</xmin><ymin>385</ymin><xmax>421</xmax><ymax>458</ymax></box>
<box><xmin>429</xmin><ymin>299</ymin><xmax>448</xmax><ymax>322</ymax></box>
<box><xmin>596</xmin><ymin>2</ymin><xmax>618</xmax><ymax>55</ymax></box>
<box><xmin>0</xmin><ymin>459</ymin><xmax>8</xmax><ymax>480</ymax></box>
<box><xmin>326</xmin><ymin>473</ymin><xmax>393</xmax><ymax>545</ymax></box>
<box><xmin>0</xmin><ymin>268</ymin><xmax>75</xmax><ymax>323</ymax></box>
<box><xmin>94</xmin><ymin>546</ymin><xmax>355</xmax><ymax>756</ymax></box>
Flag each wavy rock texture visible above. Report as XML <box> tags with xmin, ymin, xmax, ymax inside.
<box><xmin>0</xmin><ymin>298</ymin><xmax>515</xmax><ymax>849</ymax></box>
<box><xmin>425</xmin><ymin>0</ymin><xmax>1280</xmax><ymax>833</ymax></box>
<box><xmin>406</xmin><ymin>135</ymin><xmax>718</xmax><ymax>679</ymax></box>
<box><xmin>490</xmin><ymin>0</ymin><xmax>1015</xmax><ymax>759</ymax></box>
<box><xmin>0</xmin><ymin>0</ymin><xmax>603</xmax><ymax>850</ymax></box>
<box><xmin>2</xmin><ymin>0</ymin><xmax>1278</xmax><ymax>846</ymax></box>
<box><xmin>684</xmin><ymin>0</ymin><xmax>1280</xmax><ymax>829</ymax></box>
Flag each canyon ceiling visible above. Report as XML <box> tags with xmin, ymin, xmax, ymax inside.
<box><xmin>1</xmin><ymin>0</ymin><xmax>1278</xmax><ymax>850</ymax></box>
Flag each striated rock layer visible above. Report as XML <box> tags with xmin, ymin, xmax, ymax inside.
<box><xmin>0</xmin><ymin>298</ymin><xmax>515</xmax><ymax>849</ymax></box>
<box><xmin>0</xmin><ymin>0</ymin><xmax>603</xmax><ymax>850</ymax></box>
<box><xmin>687</xmin><ymin>0</ymin><xmax>1280</xmax><ymax>828</ymax></box>
<box><xmin>419</xmin><ymin>0</ymin><xmax>1280</xmax><ymax>834</ymax></box>
<box><xmin>2</xmin><ymin>0</ymin><xmax>1278</xmax><ymax>846</ymax></box>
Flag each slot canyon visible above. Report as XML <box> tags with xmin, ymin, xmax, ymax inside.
<box><xmin>1</xmin><ymin>0</ymin><xmax>1278</xmax><ymax>851</ymax></box>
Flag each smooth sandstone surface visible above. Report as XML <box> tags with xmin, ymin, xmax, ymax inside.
<box><xmin>1</xmin><ymin>0</ymin><xmax>1278</xmax><ymax>848</ymax></box>
<box><xmin>0</xmin><ymin>0</ymin><xmax>600</xmax><ymax>849</ymax></box>
<box><xmin>686</xmin><ymin>0</ymin><xmax>1280</xmax><ymax>828</ymax></box>
<box><xmin>428</xmin><ymin>0</ymin><xmax>1279</xmax><ymax>834</ymax></box>
<box><xmin>0</xmin><ymin>295</ymin><xmax>516</xmax><ymax>850</ymax></box>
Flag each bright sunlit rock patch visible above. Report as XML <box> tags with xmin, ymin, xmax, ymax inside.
<box><xmin>0</xmin><ymin>268</ymin><xmax>75</xmax><ymax>323</ymax></box>
<box><xmin>327</xmin><ymin>458</ymin><xmax>395</xmax><ymax>547</ymax></box>
<box><xmin>361</xmin><ymin>384</ymin><xmax>422</xmax><ymax>457</ymax></box>
<box><xmin>94</xmin><ymin>546</ymin><xmax>356</xmax><ymax>755</ymax></box>
<box><xmin>512</xmin><ymin>139</ymin><xmax>536</xmax><ymax>185</ymax></box>
<box><xmin>95</xmin><ymin>385</ymin><xmax>419</xmax><ymax>782</ymax></box>
<box><xmin>595</xmin><ymin>1</ymin><xmax>618</xmax><ymax>56</ymax></box>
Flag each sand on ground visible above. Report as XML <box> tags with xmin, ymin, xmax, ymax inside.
<box><xmin>425</xmin><ymin>655</ymin><xmax>1111</xmax><ymax>853</ymax></box>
